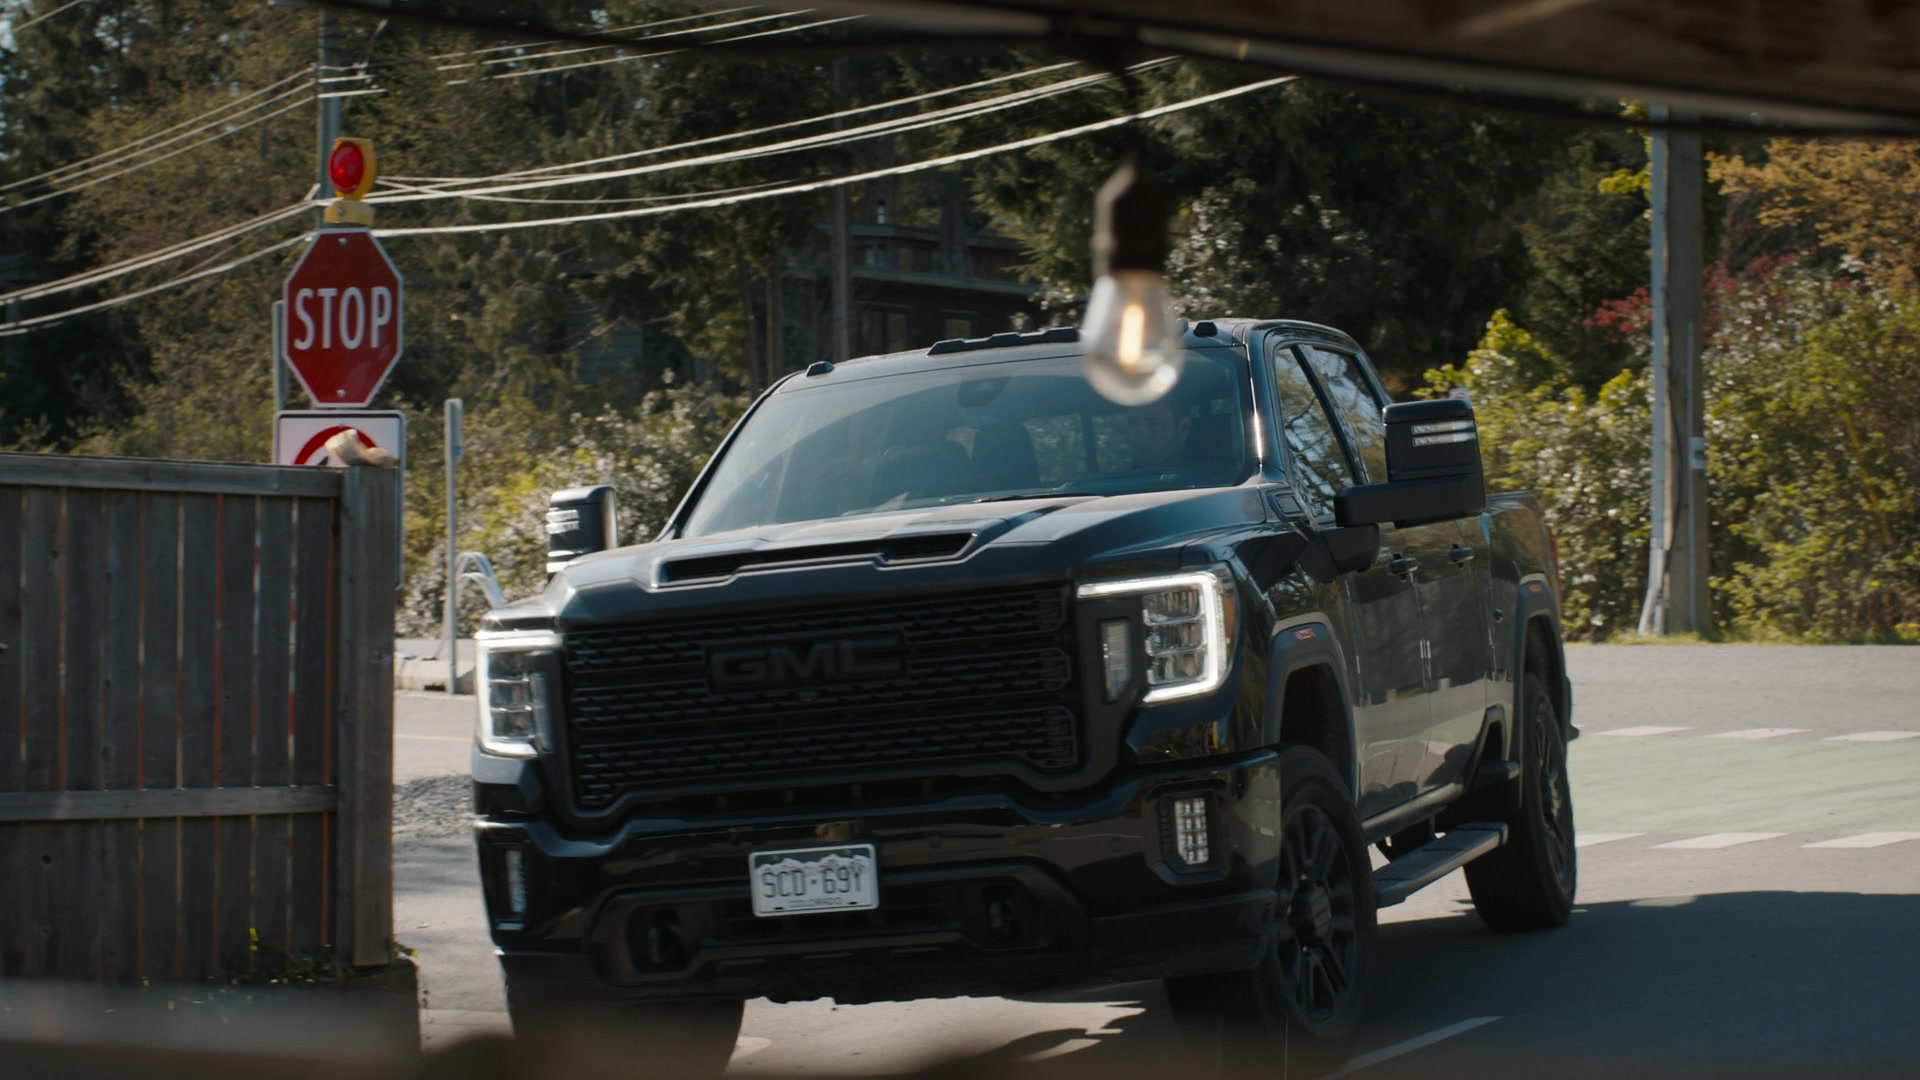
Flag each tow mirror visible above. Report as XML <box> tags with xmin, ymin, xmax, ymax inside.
<box><xmin>1334</xmin><ymin>400</ymin><xmax>1486</xmax><ymax>528</ymax></box>
<box><xmin>546</xmin><ymin>485</ymin><xmax>619</xmax><ymax>573</ymax></box>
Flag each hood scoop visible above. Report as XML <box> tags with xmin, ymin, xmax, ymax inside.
<box><xmin>659</xmin><ymin>532</ymin><xmax>974</xmax><ymax>585</ymax></box>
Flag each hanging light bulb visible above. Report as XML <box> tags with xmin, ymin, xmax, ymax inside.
<box><xmin>1084</xmin><ymin>156</ymin><xmax>1182</xmax><ymax>405</ymax></box>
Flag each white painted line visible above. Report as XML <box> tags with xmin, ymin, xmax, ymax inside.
<box><xmin>1823</xmin><ymin>731</ymin><xmax>1920</xmax><ymax>743</ymax></box>
<box><xmin>1591</xmin><ymin>725</ymin><xmax>1692</xmax><ymax>737</ymax></box>
<box><xmin>1575</xmin><ymin>833</ymin><xmax>1645</xmax><ymax>848</ymax></box>
<box><xmin>1338</xmin><ymin>1016</ymin><xmax>1502</xmax><ymax>1074</ymax></box>
<box><xmin>1653</xmin><ymin>833</ymin><xmax>1787</xmax><ymax>850</ymax></box>
<box><xmin>1709</xmin><ymin>727</ymin><xmax>1809</xmax><ymax>740</ymax></box>
<box><xmin>1804</xmin><ymin>832</ymin><xmax>1920</xmax><ymax>849</ymax></box>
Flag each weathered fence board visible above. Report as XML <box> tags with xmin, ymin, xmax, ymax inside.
<box><xmin>0</xmin><ymin>455</ymin><xmax>396</xmax><ymax>986</ymax></box>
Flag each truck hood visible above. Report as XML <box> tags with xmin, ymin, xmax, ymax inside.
<box><xmin>490</xmin><ymin>486</ymin><xmax>1271</xmax><ymax>630</ymax></box>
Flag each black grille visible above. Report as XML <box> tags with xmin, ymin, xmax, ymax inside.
<box><xmin>563</xmin><ymin>585</ymin><xmax>1080</xmax><ymax>811</ymax></box>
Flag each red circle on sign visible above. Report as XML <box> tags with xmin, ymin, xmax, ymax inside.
<box><xmin>293</xmin><ymin>425</ymin><xmax>383</xmax><ymax>466</ymax></box>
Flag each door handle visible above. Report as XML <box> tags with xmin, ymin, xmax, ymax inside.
<box><xmin>1387</xmin><ymin>555</ymin><xmax>1420</xmax><ymax>577</ymax></box>
<box><xmin>1448</xmin><ymin>545</ymin><xmax>1475</xmax><ymax>566</ymax></box>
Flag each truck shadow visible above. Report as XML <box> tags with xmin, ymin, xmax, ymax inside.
<box><xmin>913</xmin><ymin>890</ymin><xmax>1920</xmax><ymax>1079</ymax></box>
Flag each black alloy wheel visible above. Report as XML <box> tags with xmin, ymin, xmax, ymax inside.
<box><xmin>1464</xmin><ymin>671</ymin><xmax>1577</xmax><ymax>931</ymax></box>
<box><xmin>1164</xmin><ymin>745</ymin><xmax>1377</xmax><ymax>1078</ymax></box>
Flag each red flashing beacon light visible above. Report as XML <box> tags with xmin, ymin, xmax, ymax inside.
<box><xmin>328</xmin><ymin>138</ymin><xmax>376</xmax><ymax>200</ymax></box>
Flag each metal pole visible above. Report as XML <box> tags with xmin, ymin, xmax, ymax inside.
<box><xmin>830</xmin><ymin>47</ymin><xmax>852</xmax><ymax>362</ymax></box>
<box><xmin>316</xmin><ymin>9</ymin><xmax>340</xmax><ymax>221</ymax></box>
<box><xmin>444</xmin><ymin>398</ymin><xmax>463</xmax><ymax>695</ymax></box>
<box><xmin>1638</xmin><ymin>105</ymin><xmax>1709</xmax><ymax>636</ymax></box>
<box><xmin>271</xmin><ymin>300</ymin><xmax>287</xmax><ymax>414</ymax></box>
<box><xmin>1669</xmin><ymin>122</ymin><xmax>1711</xmax><ymax>635</ymax></box>
<box><xmin>1638</xmin><ymin>108</ymin><xmax>1671</xmax><ymax>637</ymax></box>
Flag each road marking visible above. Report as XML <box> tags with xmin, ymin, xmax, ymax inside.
<box><xmin>1575</xmin><ymin>833</ymin><xmax>1644</xmax><ymax>848</ymax></box>
<box><xmin>1337</xmin><ymin>1016</ymin><xmax>1502</xmax><ymax>1074</ymax></box>
<box><xmin>1591</xmin><ymin>725</ymin><xmax>1692</xmax><ymax>737</ymax></box>
<box><xmin>1653</xmin><ymin>832</ymin><xmax>1787</xmax><ymax>849</ymax></box>
<box><xmin>1823</xmin><ymin>731</ymin><xmax>1920</xmax><ymax>743</ymax></box>
<box><xmin>1803</xmin><ymin>833</ymin><xmax>1920</xmax><ymax>849</ymax></box>
<box><xmin>1709</xmin><ymin>727</ymin><xmax>1809</xmax><ymax>740</ymax></box>
<box><xmin>398</xmin><ymin>734</ymin><xmax>471</xmax><ymax>743</ymax></box>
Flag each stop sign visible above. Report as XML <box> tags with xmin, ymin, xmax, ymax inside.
<box><xmin>281</xmin><ymin>228</ymin><xmax>404</xmax><ymax>407</ymax></box>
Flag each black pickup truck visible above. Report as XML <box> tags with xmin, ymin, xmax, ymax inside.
<box><xmin>472</xmin><ymin>319</ymin><xmax>1577</xmax><ymax>1074</ymax></box>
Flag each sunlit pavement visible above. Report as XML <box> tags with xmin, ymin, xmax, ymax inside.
<box><xmin>396</xmin><ymin>646</ymin><xmax>1920</xmax><ymax>1075</ymax></box>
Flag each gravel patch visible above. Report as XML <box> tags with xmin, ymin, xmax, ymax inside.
<box><xmin>395</xmin><ymin>774</ymin><xmax>473</xmax><ymax>839</ymax></box>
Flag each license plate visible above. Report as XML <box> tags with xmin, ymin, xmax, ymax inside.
<box><xmin>749</xmin><ymin>844</ymin><xmax>879</xmax><ymax>916</ymax></box>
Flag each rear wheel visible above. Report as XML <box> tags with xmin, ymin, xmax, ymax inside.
<box><xmin>1164</xmin><ymin>745</ymin><xmax>1377</xmax><ymax>1078</ymax></box>
<box><xmin>505</xmin><ymin>973</ymin><xmax>744</xmax><ymax>1079</ymax></box>
<box><xmin>1464</xmin><ymin>671</ymin><xmax>1577</xmax><ymax>931</ymax></box>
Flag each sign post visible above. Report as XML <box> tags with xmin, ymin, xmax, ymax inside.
<box><xmin>444</xmin><ymin>398</ymin><xmax>463</xmax><ymax>696</ymax></box>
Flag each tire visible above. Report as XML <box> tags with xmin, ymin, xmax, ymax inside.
<box><xmin>1164</xmin><ymin>746</ymin><xmax>1378</xmax><ymax>1078</ymax></box>
<box><xmin>1464</xmin><ymin>671</ymin><xmax>1577</xmax><ymax>932</ymax></box>
<box><xmin>504</xmin><ymin>973</ymin><xmax>744</xmax><ymax>1079</ymax></box>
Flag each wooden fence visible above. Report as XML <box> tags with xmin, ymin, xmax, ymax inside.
<box><xmin>0</xmin><ymin>453</ymin><xmax>399</xmax><ymax>983</ymax></box>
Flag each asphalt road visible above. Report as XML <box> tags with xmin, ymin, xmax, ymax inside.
<box><xmin>393</xmin><ymin>646</ymin><xmax>1920</xmax><ymax>1075</ymax></box>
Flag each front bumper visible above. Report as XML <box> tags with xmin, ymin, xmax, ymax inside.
<box><xmin>476</xmin><ymin>749</ymin><xmax>1282</xmax><ymax>1005</ymax></box>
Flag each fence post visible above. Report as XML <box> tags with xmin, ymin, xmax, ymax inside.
<box><xmin>334</xmin><ymin>462</ymin><xmax>399</xmax><ymax>968</ymax></box>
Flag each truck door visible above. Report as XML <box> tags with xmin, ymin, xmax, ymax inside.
<box><xmin>1399</xmin><ymin>515</ymin><xmax>1494</xmax><ymax>791</ymax></box>
<box><xmin>1294</xmin><ymin>344</ymin><xmax>1441</xmax><ymax>804</ymax></box>
<box><xmin>1268</xmin><ymin>343</ymin><xmax>1425</xmax><ymax>819</ymax></box>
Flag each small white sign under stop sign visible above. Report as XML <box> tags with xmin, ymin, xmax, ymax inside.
<box><xmin>274</xmin><ymin>410</ymin><xmax>407</xmax><ymax>467</ymax></box>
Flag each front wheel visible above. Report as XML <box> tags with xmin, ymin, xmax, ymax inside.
<box><xmin>1464</xmin><ymin>671</ymin><xmax>1577</xmax><ymax>932</ymax></box>
<box><xmin>1164</xmin><ymin>745</ymin><xmax>1378</xmax><ymax>1078</ymax></box>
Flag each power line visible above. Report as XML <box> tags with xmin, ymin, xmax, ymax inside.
<box><xmin>0</xmin><ymin>234</ymin><xmax>308</xmax><ymax>338</ymax></box>
<box><xmin>1</xmin><ymin>70</ymin><xmax>313</xmax><ymax>194</ymax></box>
<box><xmin>427</xmin><ymin>5</ymin><xmax>762</xmax><ymax>63</ymax></box>
<box><xmin>388</xmin><ymin>61</ymin><xmax>1081</xmax><ymax>186</ymax></box>
<box><xmin>373</xmin><ymin>76</ymin><xmax>1294</xmax><ymax>238</ymax></box>
<box><xmin>449</xmin><ymin>13</ymin><xmax>864</xmax><ymax>86</ymax></box>
<box><xmin>450</xmin><ymin>9</ymin><xmax>814</xmax><ymax>73</ymax></box>
<box><xmin>373</xmin><ymin>62</ymin><xmax>1160</xmax><ymax>204</ymax></box>
<box><xmin>13</xmin><ymin>0</ymin><xmax>92</xmax><ymax>33</ymax></box>
<box><xmin>0</xmin><ymin>203</ymin><xmax>311</xmax><ymax>306</ymax></box>
<box><xmin>0</xmin><ymin>95</ymin><xmax>313</xmax><ymax>214</ymax></box>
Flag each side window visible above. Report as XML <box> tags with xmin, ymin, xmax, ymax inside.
<box><xmin>1269</xmin><ymin>346</ymin><xmax>1353</xmax><ymax>518</ymax></box>
<box><xmin>1299</xmin><ymin>344</ymin><xmax>1389</xmax><ymax>484</ymax></box>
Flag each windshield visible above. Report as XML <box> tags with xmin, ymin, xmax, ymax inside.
<box><xmin>683</xmin><ymin>349</ymin><xmax>1253</xmax><ymax>537</ymax></box>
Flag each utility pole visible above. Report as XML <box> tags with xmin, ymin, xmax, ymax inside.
<box><xmin>1638</xmin><ymin>105</ymin><xmax>1711</xmax><ymax>636</ymax></box>
<box><xmin>316</xmin><ymin>8</ymin><xmax>342</xmax><ymax>216</ymax></box>
<box><xmin>829</xmin><ymin>44</ymin><xmax>852</xmax><ymax>363</ymax></box>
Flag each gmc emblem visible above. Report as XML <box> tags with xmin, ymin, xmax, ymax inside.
<box><xmin>707</xmin><ymin>635</ymin><xmax>905</xmax><ymax>690</ymax></box>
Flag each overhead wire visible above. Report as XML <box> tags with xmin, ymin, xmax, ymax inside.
<box><xmin>0</xmin><ymin>235</ymin><xmax>308</xmax><ymax>338</ymax></box>
<box><xmin>373</xmin><ymin>61</ymin><xmax>1166</xmax><ymax>204</ymax></box>
<box><xmin>427</xmin><ymin>5</ymin><xmax>761</xmax><ymax>63</ymax></box>
<box><xmin>12</xmin><ymin>0</ymin><xmax>92</xmax><ymax>33</ymax></box>
<box><xmin>450</xmin><ymin>12</ymin><xmax>864</xmax><ymax>85</ymax></box>
<box><xmin>450</xmin><ymin>9</ymin><xmax>812</xmax><ymax>73</ymax></box>
<box><xmin>386</xmin><ymin>60</ymin><xmax>1081</xmax><ymax>185</ymax></box>
<box><xmin>1</xmin><ymin>70</ymin><xmax>314</xmax><ymax>194</ymax></box>
<box><xmin>0</xmin><ymin>202</ymin><xmax>312</xmax><ymax>306</ymax></box>
<box><xmin>0</xmin><ymin>94</ymin><xmax>314</xmax><ymax>214</ymax></box>
<box><xmin>371</xmin><ymin>76</ymin><xmax>1295</xmax><ymax>238</ymax></box>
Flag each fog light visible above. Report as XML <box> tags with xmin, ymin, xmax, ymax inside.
<box><xmin>1100</xmin><ymin>618</ymin><xmax>1131</xmax><ymax>701</ymax></box>
<box><xmin>1171</xmin><ymin>795</ymin><xmax>1211</xmax><ymax>866</ymax></box>
<box><xmin>504</xmin><ymin>848</ymin><xmax>528</xmax><ymax>919</ymax></box>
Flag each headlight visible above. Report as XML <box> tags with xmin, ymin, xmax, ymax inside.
<box><xmin>475</xmin><ymin>630</ymin><xmax>563</xmax><ymax>758</ymax></box>
<box><xmin>1077</xmin><ymin>568</ymin><xmax>1234</xmax><ymax>703</ymax></box>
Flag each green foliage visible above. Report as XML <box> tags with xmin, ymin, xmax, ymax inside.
<box><xmin>400</xmin><ymin>382</ymin><xmax>748</xmax><ymax>636</ymax></box>
<box><xmin>1437</xmin><ymin>266</ymin><xmax>1920</xmax><ymax>644</ymax></box>
<box><xmin>1706</xmin><ymin>265</ymin><xmax>1920</xmax><ymax>642</ymax></box>
<box><xmin>1423</xmin><ymin>311</ymin><xmax>1650</xmax><ymax>639</ymax></box>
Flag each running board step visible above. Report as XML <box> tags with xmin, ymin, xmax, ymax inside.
<box><xmin>1373</xmin><ymin>824</ymin><xmax>1507</xmax><ymax>908</ymax></box>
